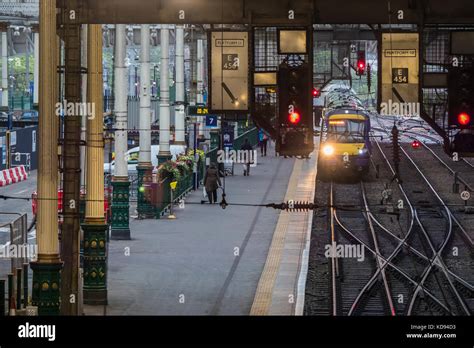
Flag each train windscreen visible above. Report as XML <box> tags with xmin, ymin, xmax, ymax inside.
<box><xmin>327</xmin><ymin>119</ymin><xmax>366</xmax><ymax>143</ymax></box>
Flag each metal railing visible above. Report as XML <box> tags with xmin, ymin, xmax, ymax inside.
<box><xmin>129</xmin><ymin>173</ymin><xmax>139</xmax><ymax>199</ymax></box>
<box><xmin>0</xmin><ymin>213</ymin><xmax>30</xmax><ymax>316</ymax></box>
<box><xmin>152</xmin><ymin>171</ymin><xmax>194</xmax><ymax>218</ymax></box>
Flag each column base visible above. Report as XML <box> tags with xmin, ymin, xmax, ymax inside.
<box><xmin>111</xmin><ymin>180</ymin><xmax>131</xmax><ymax>240</ymax></box>
<box><xmin>82</xmin><ymin>223</ymin><xmax>108</xmax><ymax>306</ymax></box>
<box><xmin>30</xmin><ymin>260</ymin><xmax>63</xmax><ymax>316</ymax></box>
<box><xmin>137</xmin><ymin>165</ymin><xmax>155</xmax><ymax>219</ymax></box>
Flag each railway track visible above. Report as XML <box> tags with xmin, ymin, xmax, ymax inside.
<box><xmin>401</xmin><ymin>134</ymin><xmax>473</xmax><ymax>194</ymax></box>
<box><xmin>373</xmin><ymin>118</ymin><xmax>473</xmax><ymax>315</ymax></box>
<box><xmin>373</xmin><ymin>122</ymin><xmax>474</xmax><ymax>192</ymax></box>
<box><xmin>328</xmin><ymin>179</ymin><xmax>465</xmax><ymax>316</ymax></box>
<box><xmin>305</xmin><ymin>117</ymin><xmax>473</xmax><ymax>316</ymax></box>
<box><xmin>329</xmin><ymin>181</ymin><xmax>399</xmax><ymax>316</ymax></box>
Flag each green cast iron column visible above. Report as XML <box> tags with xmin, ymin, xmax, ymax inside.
<box><xmin>82</xmin><ymin>224</ymin><xmax>108</xmax><ymax>305</ymax></box>
<box><xmin>111</xmin><ymin>180</ymin><xmax>131</xmax><ymax>239</ymax></box>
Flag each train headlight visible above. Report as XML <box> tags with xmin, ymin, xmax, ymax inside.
<box><xmin>358</xmin><ymin>148</ymin><xmax>368</xmax><ymax>156</ymax></box>
<box><xmin>322</xmin><ymin>145</ymin><xmax>335</xmax><ymax>156</ymax></box>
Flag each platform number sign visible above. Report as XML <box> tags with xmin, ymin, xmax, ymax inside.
<box><xmin>223</xmin><ymin>54</ymin><xmax>239</xmax><ymax>70</ymax></box>
<box><xmin>206</xmin><ymin>115</ymin><xmax>218</xmax><ymax>128</ymax></box>
<box><xmin>393</xmin><ymin>68</ymin><xmax>409</xmax><ymax>84</ymax></box>
<box><xmin>210</xmin><ymin>31</ymin><xmax>249</xmax><ymax>112</ymax></box>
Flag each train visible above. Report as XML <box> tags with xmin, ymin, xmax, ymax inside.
<box><xmin>318</xmin><ymin>88</ymin><xmax>372</xmax><ymax>180</ymax></box>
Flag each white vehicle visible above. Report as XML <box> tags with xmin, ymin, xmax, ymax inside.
<box><xmin>104</xmin><ymin>145</ymin><xmax>187</xmax><ymax>174</ymax></box>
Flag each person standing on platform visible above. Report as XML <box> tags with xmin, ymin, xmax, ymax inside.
<box><xmin>241</xmin><ymin>138</ymin><xmax>253</xmax><ymax>176</ymax></box>
<box><xmin>259</xmin><ymin>130</ymin><xmax>269</xmax><ymax>157</ymax></box>
<box><xmin>204</xmin><ymin>163</ymin><xmax>221</xmax><ymax>204</ymax></box>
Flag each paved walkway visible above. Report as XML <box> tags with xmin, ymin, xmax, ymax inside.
<box><xmin>85</xmin><ymin>144</ymin><xmax>297</xmax><ymax>315</ymax></box>
<box><xmin>251</xmin><ymin>146</ymin><xmax>319</xmax><ymax>315</ymax></box>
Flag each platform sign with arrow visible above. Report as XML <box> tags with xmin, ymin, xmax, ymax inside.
<box><xmin>209</xmin><ymin>31</ymin><xmax>249</xmax><ymax>113</ymax></box>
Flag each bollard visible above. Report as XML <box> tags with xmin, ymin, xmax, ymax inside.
<box><xmin>16</xmin><ymin>268</ymin><xmax>22</xmax><ymax>310</ymax></box>
<box><xmin>23</xmin><ymin>264</ymin><xmax>28</xmax><ymax>308</ymax></box>
<box><xmin>0</xmin><ymin>279</ymin><xmax>5</xmax><ymax>316</ymax></box>
<box><xmin>453</xmin><ymin>172</ymin><xmax>460</xmax><ymax>194</ymax></box>
<box><xmin>7</xmin><ymin>273</ymin><xmax>13</xmax><ymax>312</ymax></box>
<box><xmin>9</xmin><ymin>296</ymin><xmax>16</xmax><ymax>316</ymax></box>
<box><xmin>168</xmin><ymin>181</ymin><xmax>177</xmax><ymax>220</ymax></box>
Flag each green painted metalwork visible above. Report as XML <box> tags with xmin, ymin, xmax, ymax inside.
<box><xmin>154</xmin><ymin>170</ymin><xmax>194</xmax><ymax>218</ymax></box>
<box><xmin>232</xmin><ymin>127</ymin><xmax>259</xmax><ymax>150</ymax></box>
<box><xmin>210</xmin><ymin>130</ymin><xmax>220</xmax><ymax>149</ymax></box>
<box><xmin>82</xmin><ymin>223</ymin><xmax>108</xmax><ymax>305</ymax></box>
<box><xmin>30</xmin><ymin>261</ymin><xmax>63</xmax><ymax>316</ymax></box>
<box><xmin>9</xmin><ymin>93</ymin><xmax>34</xmax><ymax>111</ymax></box>
<box><xmin>111</xmin><ymin>180</ymin><xmax>131</xmax><ymax>239</ymax></box>
<box><xmin>137</xmin><ymin>166</ymin><xmax>154</xmax><ymax>219</ymax></box>
<box><xmin>206</xmin><ymin>147</ymin><xmax>219</xmax><ymax>167</ymax></box>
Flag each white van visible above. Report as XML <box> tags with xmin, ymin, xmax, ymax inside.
<box><xmin>104</xmin><ymin>145</ymin><xmax>187</xmax><ymax>174</ymax></box>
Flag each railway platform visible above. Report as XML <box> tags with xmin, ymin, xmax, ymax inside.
<box><xmin>84</xmin><ymin>143</ymin><xmax>318</xmax><ymax>316</ymax></box>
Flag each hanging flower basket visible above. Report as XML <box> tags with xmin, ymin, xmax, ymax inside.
<box><xmin>158</xmin><ymin>161</ymin><xmax>181</xmax><ymax>181</ymax></box>
<box><xmin>187</xmin><ymin>149</ymin><xmax>205</xmax><ymax>162</ymax></box>
<box><xmin>177</xmin><ymin>154</ymin><xmax>195</xmax><ymax>170</ymax></box>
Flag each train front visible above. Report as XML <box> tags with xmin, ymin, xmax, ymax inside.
<box><xmin>319</xmin><ymin>111</ymin><xmax>371</xmax><ymax>177</ymax></box>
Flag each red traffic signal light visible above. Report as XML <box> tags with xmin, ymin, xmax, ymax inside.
<box><xmin>412</xmin><ymin>140</ymin><xmax>421</xmax><ymax>149</ymax></box>
<box><xmin>288</xmin><ymin>112</ymin><xmax>301</xmax><ymax>125</ymax></box>
<box><xmin>312</xmin><ymin>88</ymin><xmax>321</xmax><ymax>98</ymax></box>
<box><xmin>448</xmin><ymin>67</ymin><xmax>474</xmax><ymax>128</ymax></box>
<box><xmin>458</xmin><ymin>112</ymin><xmax>471</xmax><ymax>127</ymax></box>
<box><xmin>356</xmin><ymin>51</ymin><xmax>366</xmax><ymax>76</ymax></box>
<box><xmin>356</xmin><ymin>61</ymin><xmax>366</xmax><ymax>75</ymax></box>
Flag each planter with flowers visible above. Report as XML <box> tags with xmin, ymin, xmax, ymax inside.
<box><xmin>158</xmin><ymin>161</ymin><xmax>181</xmax><ymax>182</ymax></box>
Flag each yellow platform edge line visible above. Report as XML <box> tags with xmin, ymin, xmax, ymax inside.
<box><xmin>250</xmin><ymin>159</ymin><xmax>303</xmax><ymax>316</ymax></box>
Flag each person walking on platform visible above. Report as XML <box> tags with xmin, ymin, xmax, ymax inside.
<box><xmin>258</xmin><ymin>129</ymin><xmax>269</xmax><ymax>157</ymax></box>
<box><xmin>241</xmin><ymin>138</ymin><xmax>253</xmax><ymax>176</ymax></box>
<box><xmin>204</xmin><ymin>163</ymin><xmax>222</xmax><ymax>204</ymax></box>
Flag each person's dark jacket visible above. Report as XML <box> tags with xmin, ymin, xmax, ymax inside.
<box><xmin>241</xmin><ymin>142</ymin><xmax>253</xmax><ymax>151</ymax></box>
<box><xmin>204</xmin><ymin>166</ymin><xmax>222</xmax><ymax>192</ymax></box>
